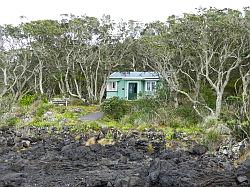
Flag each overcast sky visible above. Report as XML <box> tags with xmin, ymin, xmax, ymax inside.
<box><xmin>0</xmin><ymin>0</ymin><xmax>249</xmax><ymax>25</ymax></box>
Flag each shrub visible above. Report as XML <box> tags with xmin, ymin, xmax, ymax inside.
<box><xmin>203</xmin><ymin>130</ymin><xmax>222</xmax><ymax>151</ymax></box>
<box><xmin>70</xmin><ymin>121</ymin><xmax>101</xmax><ymax>132</ymax></box>
<box><xmin>6</xmin><ymin>117</ymin><xmax>19</xmax><ymax>126</ymax></box>
<box><xmin>201</xmin><ymin>86</ymin><xmax>216</xmax><ymax>109</ymax></box>
<box><xmin>101</xmin><ymin>97</ymin><xmax>130</xmax><ymax>120</ymax></box>
<box><xmin>36</xmin><ymin>103</ymin><xmax>53</xmax><ymax>117</ymax></box>
<box><xmin>0</xmin><ymin>96</ymin><xmax>14</xmax><ymax>118</ymax></box>
<box><xmin>69</xmin><ymin>98</ymin><xmax>85</xmax><ymax>106</ymax></box>
<box><xmin>227</xmin><ymin>120</ymin><xmax>250</xmax><ymax>141</ymax></box>
<box><xmin>19</xmin><ymin>94</ymin><xmax>37</xmax><ymax>107</ymax></box>
<box><xmin>173</xmin><ymin>105</ymin><xmax>200</xmax><ymax>124</ymax></box>
<box><xmin>133</xmin><ymin>96</ymin><xmax>160</xmax><ymax>113</ymax></box>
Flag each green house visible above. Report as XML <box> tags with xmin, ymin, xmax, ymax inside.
<box><xmin>106</xmin><ymin>72</ymin><xmax>160</xmax><ymax>100</ymax></box>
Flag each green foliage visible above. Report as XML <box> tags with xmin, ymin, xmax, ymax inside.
<box><xmin>101</xmin><ymin>97</ymin><xmax>130</xmax><ymax>120</ymax></box>
<box><xmin>226</xmin><ymin>96</ymin><xmax>242</xmax><ymax>104</ymax></box>
<box><xmin>35</xmin><ymin>103</ymin><xmax>53</xmax><ymax>117</ymax></box>
<box><xmin>203</xmin><ymin>130</ymin><xmax>222</xmax><ymax>151</ymax></box>
<box><xmin>63</xmin><ymin>112</ymin><xmax>75</xmax><ymax>119</ymax></box>
<box><xmin>173</xmin><ymin>105</ymin><xmax>200</xmax><ymax>124</ymax></box>
<box><xmin>132</xmin><ymin>96</ymin><xmax>160</xmax><ymax>113</ymax></box>
<box><xmin>69</xmin><ymin>98</ymin><xmax>85</xmax><ymax>106</ymax></box>
<box><xmin>0</xmin><ymin>96</ymin><xmax>14</xmax><ymax>117</ymax></box>
<box><xmin>31</xmin><ymin>120</ymin><xmax>58</xmax><ymax>128</ymax></box>
<box><xmin>227</xmin><ymin>120</ymin><xmax>250</xmax><ymax>141</ymax></box>
<box><xmin>119</xmin><ymin>96</ymin><xmax>167</xmax><ymax>125</ymax></box>
<box><xmin>155</xmin><ymin>81</ymin><xmax>170</xmax><ymax>102</ymax></box>
<box><xmin>201</xmin><ymin>86</ymin><xmax>216</xmax><ymax>109</ymax></box>
<box><xmin>147</xmin><ymin>143</ymin><xmax>155</xmax><ymax>154</ymax></box>
<box><xmin>105</xmin><ymin>131</ymin><xmax>114</xmax><ymax>139</ymax></box>
<box><xmin>6</xmin><ymin>117</ymin><xmax>20</xmax><ymax>126</ymax></box>
<box><xmin>101</xmin><ymin>118</ymin><xmax>134</xmax><ymax>131</ymax></box>
<box><xmin>19</xmin><ymin>94</ymin><xmax>37</xmax><ymax>107</ymax></box>
<box><xmin>38</xmin><ymin>95</ymin><xmax>49</xmax><ymax>104</ymax></box>
<box><xmin>70</xmin><ymin>121</ymin><xmax>101</xmax><ymax>132</ymax></box>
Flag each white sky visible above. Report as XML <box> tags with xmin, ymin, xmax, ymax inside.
<box><xmin>0</xmin><ymin>0</ymin><xmax>249</xmax><ymax>25</ymax></box>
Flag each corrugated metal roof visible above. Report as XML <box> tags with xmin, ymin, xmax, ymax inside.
<box><xmin>109</xmin><ymin>72</ymin><xmax>159</xmax><ymax>79</ymax></box>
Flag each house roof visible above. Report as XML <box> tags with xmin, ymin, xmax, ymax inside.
<box><xmin>109</xmin><ymin>72</ymin><xmax>159</xmax><ymax>80</ymax></box>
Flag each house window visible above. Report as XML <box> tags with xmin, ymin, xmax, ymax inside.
<box><xmin>145</xmin><ymin>81</ymin><xmax>156</xmax><ymax>92</ymax></box>
<box><xmin>107</xmin><ymin>81</ymin><xmax>117</xmax><ymax>91</ymax></box>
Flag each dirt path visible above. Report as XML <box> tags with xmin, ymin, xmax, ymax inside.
<box><xmin>79</xmin><ymin>112</ymin><xmax>104</xmax><ymax>121</ymax></box>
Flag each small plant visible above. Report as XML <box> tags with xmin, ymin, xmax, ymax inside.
<box><xmin>36</xmin><ymin>103</ymin><xmax>53</xmax><ymax>117</ymax></box>
<box><xmin>173</xmin><ymin>105</ymin><xmax>200</xmax><ymax>124</ymax></box>
<box><xmin>227</xmin><ymin>120</ymin><xmax>250</xmax><ymax>141</ymax></box>
<box><xmin>19</xmin><ymin>94</ymin><xmax>37</xmax><ymax>107</ymax></box>
<box><xmin>147</xmin><ymin>143</ymin><xmax>154</xmax><ymax>154</ymax></box>
<box><xmin>105</xmin><ymin>131</ymin><xmax>114</xmax><ymax>139</ymax></box>
<box><xmin>203</xmin><ymin>130</ymin><xmax>222</xmax><ymax>151</ymax></box>
<box><xmin>6</xmin><ymin>117</ymin><xmax>19</xmax><ymax>126</ymax></box>
<box><xmin>69</xmin><ymin>98</ymin><xmax>85</xmax><ymax>106</ymax></box>
<box><xmin>70</xmin><ymin>121</ymin><xmax>101</xmax><ymax>132</ymax></box>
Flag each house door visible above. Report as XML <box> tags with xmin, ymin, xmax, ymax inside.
<box><xmin>128</xmin><ymin>83</ymin><xmax>137</xmax><ymax>100</ymax></box>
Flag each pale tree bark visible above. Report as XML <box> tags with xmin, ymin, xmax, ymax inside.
<box><xmin>239</xmin><ymin>63</ymin><xmax>250</xmax><ymax>121</ymax></box>
<box><xmin>200</xmin><ymin>36</ymin><xmax>246</xmax><ymax>118</ymax></box>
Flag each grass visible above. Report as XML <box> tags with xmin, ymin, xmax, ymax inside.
<box><xmin>2</xmin><ymin>98</ymin><xmax>204</xmax><ymax>147</ymax></box>
<box><xmin>202</xmin><ymin>130</ymin><xmax>223</xmax><ymax>152</ymax></box>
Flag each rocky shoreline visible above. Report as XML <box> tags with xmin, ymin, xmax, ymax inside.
<box><xmin>0</xmin><ymin>126</ymin><xmax>249</xmax><ymax>187</ymax></box>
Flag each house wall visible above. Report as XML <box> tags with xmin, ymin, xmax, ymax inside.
<box><xmin>106</xmin><ymin>79</ymin><xmax>126</xmax><ymax>99</ymax></box>
<box><xmin>106</xmin><ymin>79</ymin><xmax>160</xmax><ymax>100</ymax></box>
<box><xmin>117</xmin><ymin>79</ymin><xmax>126</xmax><ymax>99</ymax></box>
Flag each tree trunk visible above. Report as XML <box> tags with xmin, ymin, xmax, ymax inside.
<box><xmin>215</xmin><ymin>91</ymin><xmax>223</xmax><ymax>118</ymax></box>
<box><xmin>39</xmin><ymin>61</ymin><xmax>44</xmax><ymax>95</ymax></box>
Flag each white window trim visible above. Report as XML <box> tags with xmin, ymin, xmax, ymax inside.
<box><xmin>107</xmin><ymin>81</ymin><xmax>118</xmax><ymax>91</ymax></box>
<box><xmin>145</xmin><ymin>81</ymin><xmax>157</xmax><ymax>92</ymax></box>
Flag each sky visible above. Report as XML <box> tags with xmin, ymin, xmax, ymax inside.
<box><xmin>0</xmin><ymin>0</ymin><xmax>249</xmax><ymax>25</ymax></box>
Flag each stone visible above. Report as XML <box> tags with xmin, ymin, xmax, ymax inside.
<box><xmin>118</xmin><ymin>155</ymin><xmax>128</xmax><ymax>164</ymax></box>
<box><xmin>237</xmin><ymin>175</ymin><xmax>248</xmax><ymax>183</ymax></box>
<box><xmin>22</xmin><ymin>140</ymin><xmax>30</xmax><ymax>148</ymax></box>
<box><xmin>45</xmin><ymin>111</ymin><xmax>53</xmax><ymax>116</ymax></box>
<box><xmin>148</xmin><ymin>170</ymin><xmax>160</xmax><ymax>183</ymax></box>
<box><xmin>74</xmin><ymin>108</ymin><xmax>82</xmax><ymax>113</ymax></box>
<box><xmin>129</xmin><ymin>176</ymin><xmax>144</xmax><ymax>186</ymax></box>
<box><xmin>189</xmin><ymin>144</ymin><xmax>207</xmax><ymax>155</ymax></box>
<box><xmin>215</xmin><ymin>124</ymin><xmax>232</xmax><ymax>135</ymax></box>
<box><xmin>0</xmin><ymin>136</ymin><xmax>7</xmax><ymax>146</ymax></box>
<box><xmin>23</xmin><ymin>117</ymin><xmax>32</xmax><ymax>123</ymax></box>
<box><xmin>85</xmin><ymin>137</ymin><xmax>96</xmax><ymax>146</ymax></box>
<box><xmin>43</xmin><ymin>111</ymin><xmax>55</xmax><ymax>121</ymax></box>
<box><xmin>207</xmin><ymin>124</ymin><xmax>231</xmax><ymax>135</ymax></box>
<box><xmin>0</xmin><ymin>173</ymin><xmax>26</xmax><ymax>187</ymax></box>
<box><xmin>7</xmin><ymin>137</ymin><xmax>15</xmax><ymax>146</ymax></box>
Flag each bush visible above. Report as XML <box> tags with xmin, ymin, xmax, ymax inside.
<box><xmin>69</xmin><ymin>98</ymin><xmax>85</xmax><ymax>106</ymax></box>
<box><xmin>122</xmin><ymin>96</ymin><xmax>164</xmax><ymax>125</ymax></box>
<box><xmin>101</xmin><ymin>97</ymin><xmax>130</xmax><ymax>120</ymax></box>
<box><xmin>70</xmin><ymin>121</ymin><xmax>101</xmax><ymax>132</ymax></box>
<box><xmin>6</xmin><ymin>117</ymin><xmax>19</xmax><ymax>126</ymax></box>
<box><xmin>201</xmin><ymin>86</ymin><xmax>216</xmax><ymax>109</ymax></box>
<box><xmin>35</xmin><ymin>103</ymin><xmax>53</xmax><ymax>117</ymax></box>
<box><xmin>19</xmin><ymin>94</ymin><xmax>37</xmax><ymax>107</ymax></box>
<box><xmin>173</xmin><ymin>105</ymin><xmax>200</xmax><ymax>124</ymax></box>
<box><xmin>132</xmin><ymin>96</ymin><xmax>160</xmax><ymax>113</ymax></box>
<box><xmin>203</xmin><ymin>130</ymin><xmax>222</xmax><ymax>151</ymax></box>
<box><xmin>0</xmin><ymin>96</ymin><xmax>14</xmax><ymax>117</ymax></box>
<box><xmin>227</xmin><ymin>120</ymin><xmax>250</xmax><ymax>141</ymax></box>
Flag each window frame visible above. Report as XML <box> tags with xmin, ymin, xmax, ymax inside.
<box><xmin>145</xmin><ymin>81</ymin><xmax>157</xmax><ymax>92</ymax></box>
<box><xmin>106</xmin><ymin>81</ymin><xmax>118</xmax><ymax>91</ymax></box>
